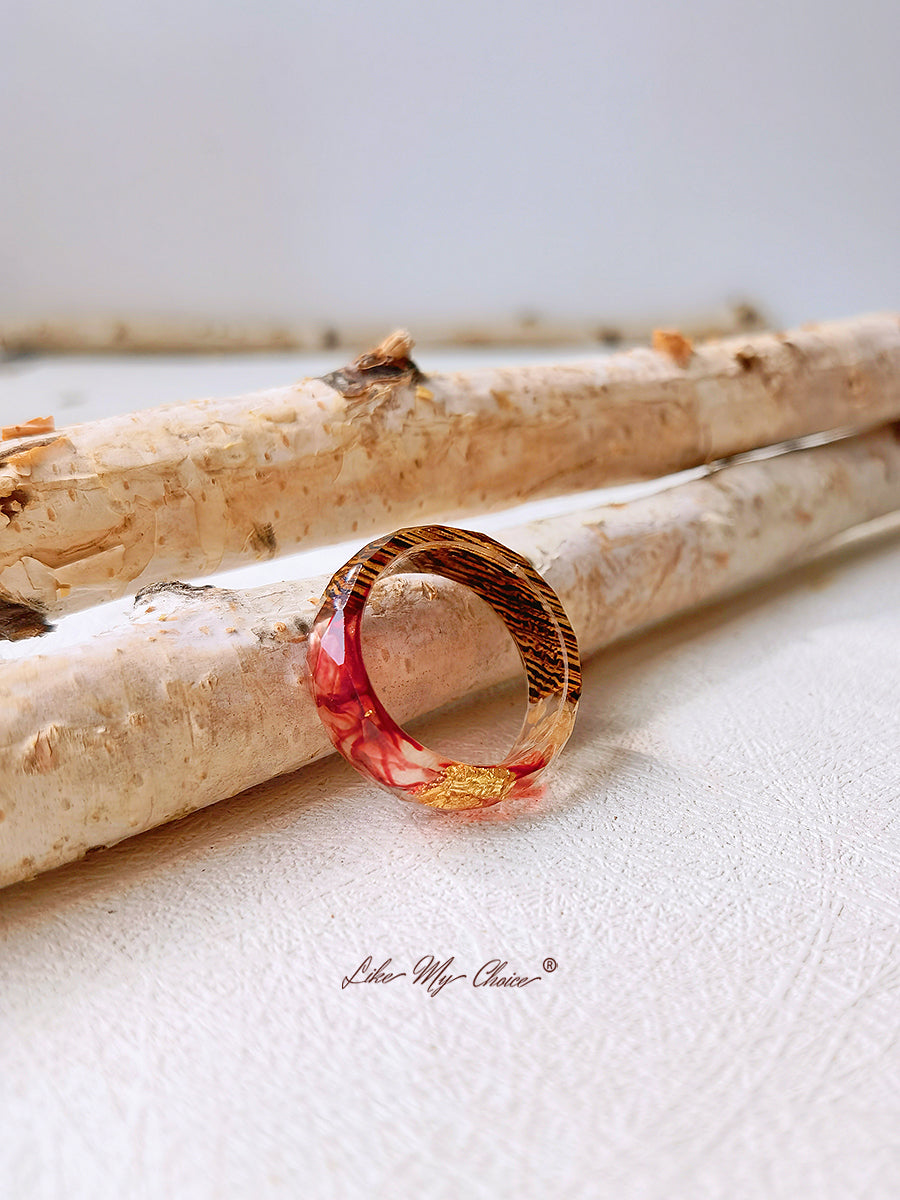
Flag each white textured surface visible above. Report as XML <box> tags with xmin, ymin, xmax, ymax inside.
<box><xmin>2</xmin><ymin>357</ymin><xmax>900</xmax><ymax>1198</ymax></box>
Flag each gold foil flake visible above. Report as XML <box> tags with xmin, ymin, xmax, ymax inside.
<box><xmin>414</xmin><ymin>763</ymin><xmax>516</xmax><ymax>810</ymax></box>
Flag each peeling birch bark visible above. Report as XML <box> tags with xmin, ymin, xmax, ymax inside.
<box><xmin>1</xmin><ymin>313</ymin><xmax>899</xmax><ymax>636</ymax></box>
<box><xmin>2</xmin><ymin>425</ymin><xmax>899</xmax><ymax>887</ymax></box>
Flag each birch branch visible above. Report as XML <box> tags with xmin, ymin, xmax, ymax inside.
<box><xmin>2</xmin><ymin>313</ymin><xmax>899</xmax><ymax>637</ymax></box>
<box><xmin>0</xmin><ymin>302</ymin><xmax>766</xmax><ymax>355</ymax></box>
<box><xmin>2</xmin><ymin>425</ymin><xmax>899</xmax><ymax>888</ymax></box>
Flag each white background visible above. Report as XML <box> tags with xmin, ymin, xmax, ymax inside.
<box><xmin>3</xmin><ymin>0</ymin><xmax>899</xmax><ymax>330</ymax></box>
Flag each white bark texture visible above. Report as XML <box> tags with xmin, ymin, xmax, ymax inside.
<box><xmin>1</xmin><ymin>313</ymin><xmax>899</xmax><ymax>635</ymax></box>
<box><xmin>2</xmin><ymin>425</ymin><xmax>899</xmax><ymax>888</ymax></box>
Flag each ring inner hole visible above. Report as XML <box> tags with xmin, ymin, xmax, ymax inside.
<box><xmin>359</xmin><ymin>557</ymin><xmax>529</xmax><ymax>765</ymax></box>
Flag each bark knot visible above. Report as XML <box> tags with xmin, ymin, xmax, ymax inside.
<box><xmin>320</xmin><ymin>329</ymin><xmax>424</xmax><ymax>401</ymax></box>
<box><xmin>0</xmin><ymin>599</ymin><xmax>52</xmax><ymax>641</ymax></box>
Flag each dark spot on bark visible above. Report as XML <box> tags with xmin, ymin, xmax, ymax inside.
<box><xmin>250</xmin><ymin>522</ymin><xmax>278</xmax><ymax>556</ymax></box>
<box><xmin>733</xmin><ymin>302</ymin><xmax>764</xmax><ymax>330</ymax></box>
<box><xmin>251</xmin><ymin>611</ymin><xmax>312</xmax><ymax>644</ymax></box>
<box><xmin>0</xmin><ymin>487</ymin><xmax>29</xmax><ymax>519</ymax></box>
<box><xmin>0</xmin><ymin>600</ymin><xmax>52</xmax><ymax>640</ymax></box>
<box><xmin>595</xmin><ymin>326</ymin><xmax>623</xmax><ymax>347</ymax></box>
<box><xmin>735</xmin><ymin>348</ymin><xmax>758</xmax><ymax>371</ymax></box>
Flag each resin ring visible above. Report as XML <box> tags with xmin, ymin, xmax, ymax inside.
<box><xmin>307</xmin><ymin>525</ymin><xmax>581</xmax><ymax>811</ymax></box>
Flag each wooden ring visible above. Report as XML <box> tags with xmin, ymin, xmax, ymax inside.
<box><xmin>307</xmin><ymin>525</ymin><xmax>581</xmax><ymax>810</ymax></box>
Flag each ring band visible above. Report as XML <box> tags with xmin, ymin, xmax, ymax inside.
<box><xmin>307</xmin><ymin>525</ymin><xmax>581</xmax><ymax>811</ymax></box>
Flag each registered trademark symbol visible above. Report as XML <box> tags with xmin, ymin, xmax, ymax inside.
<box><xmin>543</xmin><ymin>957</ymin><xmax>557</xmax><ymax>973</ymax></box>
